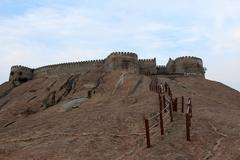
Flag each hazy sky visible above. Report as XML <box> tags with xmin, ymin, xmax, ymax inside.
<box><xmin>0</xmin><ymin>0</ymin><xmax>239</xmax><ymax>90</ymax></box>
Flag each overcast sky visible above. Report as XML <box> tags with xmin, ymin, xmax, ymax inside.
<box><xmin>0</xmin><ymin>0</ymin><xmax>239</xmax><ymax>90</ymax></box>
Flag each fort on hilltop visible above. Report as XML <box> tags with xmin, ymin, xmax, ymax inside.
<box><xmin>9</xmin><ymin>52</ymin><xmax>205</xmax><ymax>85</ymax></box>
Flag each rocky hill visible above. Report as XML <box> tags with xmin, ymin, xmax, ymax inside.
<box><xmin>0</xmin><ymin>71</ymin><xmax>239</xmax><ymax>160</ymax></box>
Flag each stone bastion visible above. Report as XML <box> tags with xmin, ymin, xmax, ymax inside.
<box><xmin>9</xmin><ymin>52</ymin><xmax>205</xmax><ymax>85</ymax></box>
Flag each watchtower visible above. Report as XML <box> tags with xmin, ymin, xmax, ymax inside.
<box><xmin>104</xmin><ymin>52</ymin><xmax>139</xmax><ymax>73</ymax></box>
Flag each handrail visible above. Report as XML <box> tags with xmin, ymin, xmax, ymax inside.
<box><xmin>145</xmin><ymin>75</ymin><xmax>193</xmax><ymax>148</ymax></box>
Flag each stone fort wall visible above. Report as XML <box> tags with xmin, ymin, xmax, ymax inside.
<box><xmin>166</xmin><ymin>56</ymin><xmax>204</xmax><ymax>75</ymax></box>
<box><xmin>10</xmin><ymin>65</ymin><xmax>33</xmax><ymax>83</ymax></box>
<box><xmin>9</xmin><ymin>52</ymin><xmax>205</xmax><ymax>85</ymax></box>
<box><xmin>156</xmin><ymin>65</ymin><xmax>167</xmax><ymax>74</ymax></box>
<box><xmin>138</xmin><ymin>58</ymin><xmax>156</xmax><ymax>74</ymax></box>
<box><xmin>104</xmin><ymin>52</ymin><xmax>139</xmax><ymax>73</ymax></box>
<box><xmin>33</xmin><ymin>60</ymin><xmax>105</xmax><ymax>78</ymax></box>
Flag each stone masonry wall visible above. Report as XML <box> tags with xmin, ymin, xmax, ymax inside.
<box><xmin>138</xmin><ymin>58</ymin><xmax>156</xmax><ymax>74</ymax></box>
<box><xmin>166</xmin><ymin>56</ymin><xmax>204</xmax><ymax>76</ymax></box>
<box><xmin>8</xmin><ymin>52</ymin><xmax>205</xmax><ymax>85</ymax></box>
<box><xmin>33</xmin><ymin>60</ymin><xmax>105</xmax><ymax>78</ymax></box>
<box><xmin>104</xmin><ymin>52</ymin><xmax>139</xmax><ymax>73</ymax></box>
<box><xmin>156</xmin><ymin>65</ymin><xmax>167</xmax><ymax>74</ymax></box>
<box><xmin>10</xmin><ymin>65</ymin><xmax>33</xmax><ymax>85</ymax></box>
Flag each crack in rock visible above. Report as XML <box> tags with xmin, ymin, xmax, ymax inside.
<box><xmin>204</xmin><ymin>122</ymin><xmax>228</xmax><ymax>160</ymax></box>
<box><xmin>112</xmin><ymin>73</ymin><xmax>127</xmax><ymax>95</ymax></box>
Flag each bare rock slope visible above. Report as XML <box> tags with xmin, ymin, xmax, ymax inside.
<box><xmin>0</xmin><ymin>71</ymin><xmax>239</xmax><ymax>160</ymax></box>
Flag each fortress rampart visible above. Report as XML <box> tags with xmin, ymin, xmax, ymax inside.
<box><xmin>9</xmin><ymin>52</ymin><xmax>205</xmax><ymax>85</ymax></box>
<box><xmin>104</xmin><ymin>52</ymin><xmax>139</xmax><ymax>73</ymax></box>
<box><xmin>106</xmin><ymin>52</ymin><xmax>138</xmax><ymax>59</ymax></box>
<box><xmin>33</xmin><ymin>60</ymin><xmax>105</xmax><ymax>78</ymax></box>
<box><xmin>166</xmin><ymin>56</ymin><xmax>204</xmax><ymax>75</ymax></box>
<box><xmin>10</xmin><ymin>66</ymin><xmax>33</xmax><ymax>84</ymax></box>
<box><xmin>156</xmin><ymin>65</ymin><xmax>167</xmax><ymax>74</ymax></box>
<box><xmin>138</xmin><ymin>58</ymin><xmax>156</xmax><ymax>74</ymax></box>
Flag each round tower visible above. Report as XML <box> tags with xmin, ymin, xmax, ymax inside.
<box><xmin>174</xmin><ymin>56</ymin><xmax>204</xmax><ymax>76</ymax></box>
<box><xmin>9</xmin><ymin>65</ymin><xmax>33</xmax><ymax>85</ymax></box>
<box><xmin>104</xmin><ymin>52</ymin><xmax>139</xmax><ymax>73</ymax></box>
<box><xmin>166</xmin><ymin>58</ymin><xmax>176</xmax><ymax>73</ymax></box>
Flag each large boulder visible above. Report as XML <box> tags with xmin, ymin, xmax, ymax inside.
<box><xmin>62</xmin><ymin>98</ymin><xmax>88</xmax><ymax>112</ymax></box>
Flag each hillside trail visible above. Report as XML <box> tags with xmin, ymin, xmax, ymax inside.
<box><xmin>1</xmin><ymin>73</ymin><xmax>239</xmax><ymax>160</ymax></box>
<box><xmin>114</xmin><ymin>108</ymin><xmax>186</xmax><ymax>160</ymax></box>
<box><xmin>115</xmin><ymin>76</ymin><xmax>187</xmax><ymax>160</ymax></box>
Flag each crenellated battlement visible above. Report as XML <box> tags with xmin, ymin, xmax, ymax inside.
<box><xmin>34</xmin><ymin>59</ymin><xmax>105</xmax><ymax>73</ymax></box>
<box><xmin>104</xmin><ymin>51</ymin><xmax>139</xmax><ymax>73</ymax></box>
<box><xmin>11</xmin><ymin>65</ymin><xmax>33</xmax><ymax>72</ymax></box>
<box><xmin>9</xmin><ymin>52</ymin><xmax>205</xmax><ymax>85</ymax></box>
<box><xmin>108</xmin><ymin>51</ymin><xmax>138</xmax><ymax>58</ymax></box>
<box><xmin>10</xmin><ymin>65</ymin><xmax>33</xmax><ymax>85</ymax></box>
<box><xmin>174</xmin><ymin>56</ymin><xmax>203</xmax><ymax>64</ymax></box>
<box><xmin>138</xmin><ymin>58</ymin><xmax>156</xmax><ymax>63</ymax></box>
<box><xmin>156</xmin><ymin>65</ymin><xmax>166</xmax><ymax>69</ymax></box>
<box><xmin>138</xmin><ymin>58</ymin><xmax>156</xmax><ymax>74</ymax></box>
<box><xmin>156</xmin><ymin>65</ymin><xmax>167</xmax><ymax>74</ymax></box>
<box><xmin>166</xmin><ymin>56</ymin><xmax>204</xmax><ymax>75</ymax></box>
<box><xmin>33</xmin><ymin>59</ymin><xmax>106</xmax><ymax>78</ymax></box>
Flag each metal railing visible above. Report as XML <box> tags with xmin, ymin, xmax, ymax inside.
<box><xmin>185</xmin><ymin>98</ymin><xmax>192</xmax><ymax>141</ymax></box>
<box><xmin>144</xmin><ymin>76</ymin><xmax>193</xmax><ymax>148</ymax></box>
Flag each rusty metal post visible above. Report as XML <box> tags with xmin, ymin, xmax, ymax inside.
<box><xmin>159</xmin><ymin>94</ymin><xmax>164</xmax><ymax>135</ymax></box>
<box><xmin>189</xmin><ymin>114</ymin><xmax>192</xmax><ymax>127</ymax></box>
<box><xmin>188</xmin><ymin>106</ymin><xmax>192</xmax><ymax>127</ymax></box>
<box><xmin>186</xmin><ymin>114</ymin><xmax>191</xmax><ymax>141</ymax></box>
<box><xmin>175</xmin><ymin>98</ymin><xmax>178</xmax><ymax>112</ymax></box>
<box><xmin>168</xmin><ymin>86</ymin><xmax>172</xmax><ymax>97</ymax></box>
<box><xmin>190</xmin><ymin>104</ymin><xmax>193</xmax><ymax>118</ymax></box>
<box><xmin>172</xmin><ymin>98</ymin><xmax>177</xmax><ymax>112</ymax></box>
<box><xmin>169</xmin><ymin>100</ymin><xmax>173</xmax><ymax>122</ymax></box>
<box><xmin>163</xmin><ymin>95</ymin><xmax>166</xmax><ymax>112</ymax></box>
<box><xmin>164</xmin><ymin>82</ymin><xmax>167</xmax><ymax>93</ymax></box>
<box><xmin>188</xmin><ymin>98</ymin><xmax>191</xmax><ymax>105</ymax></box>
<box><xmin>182</xmin><ymin>96</ymin><xmax>184</xmax><ymax>113</ymax></box>
<box><xmin>145</xmin><ymin>119</ymin><xmax>151</xmax><ymax>148</ymax></box>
